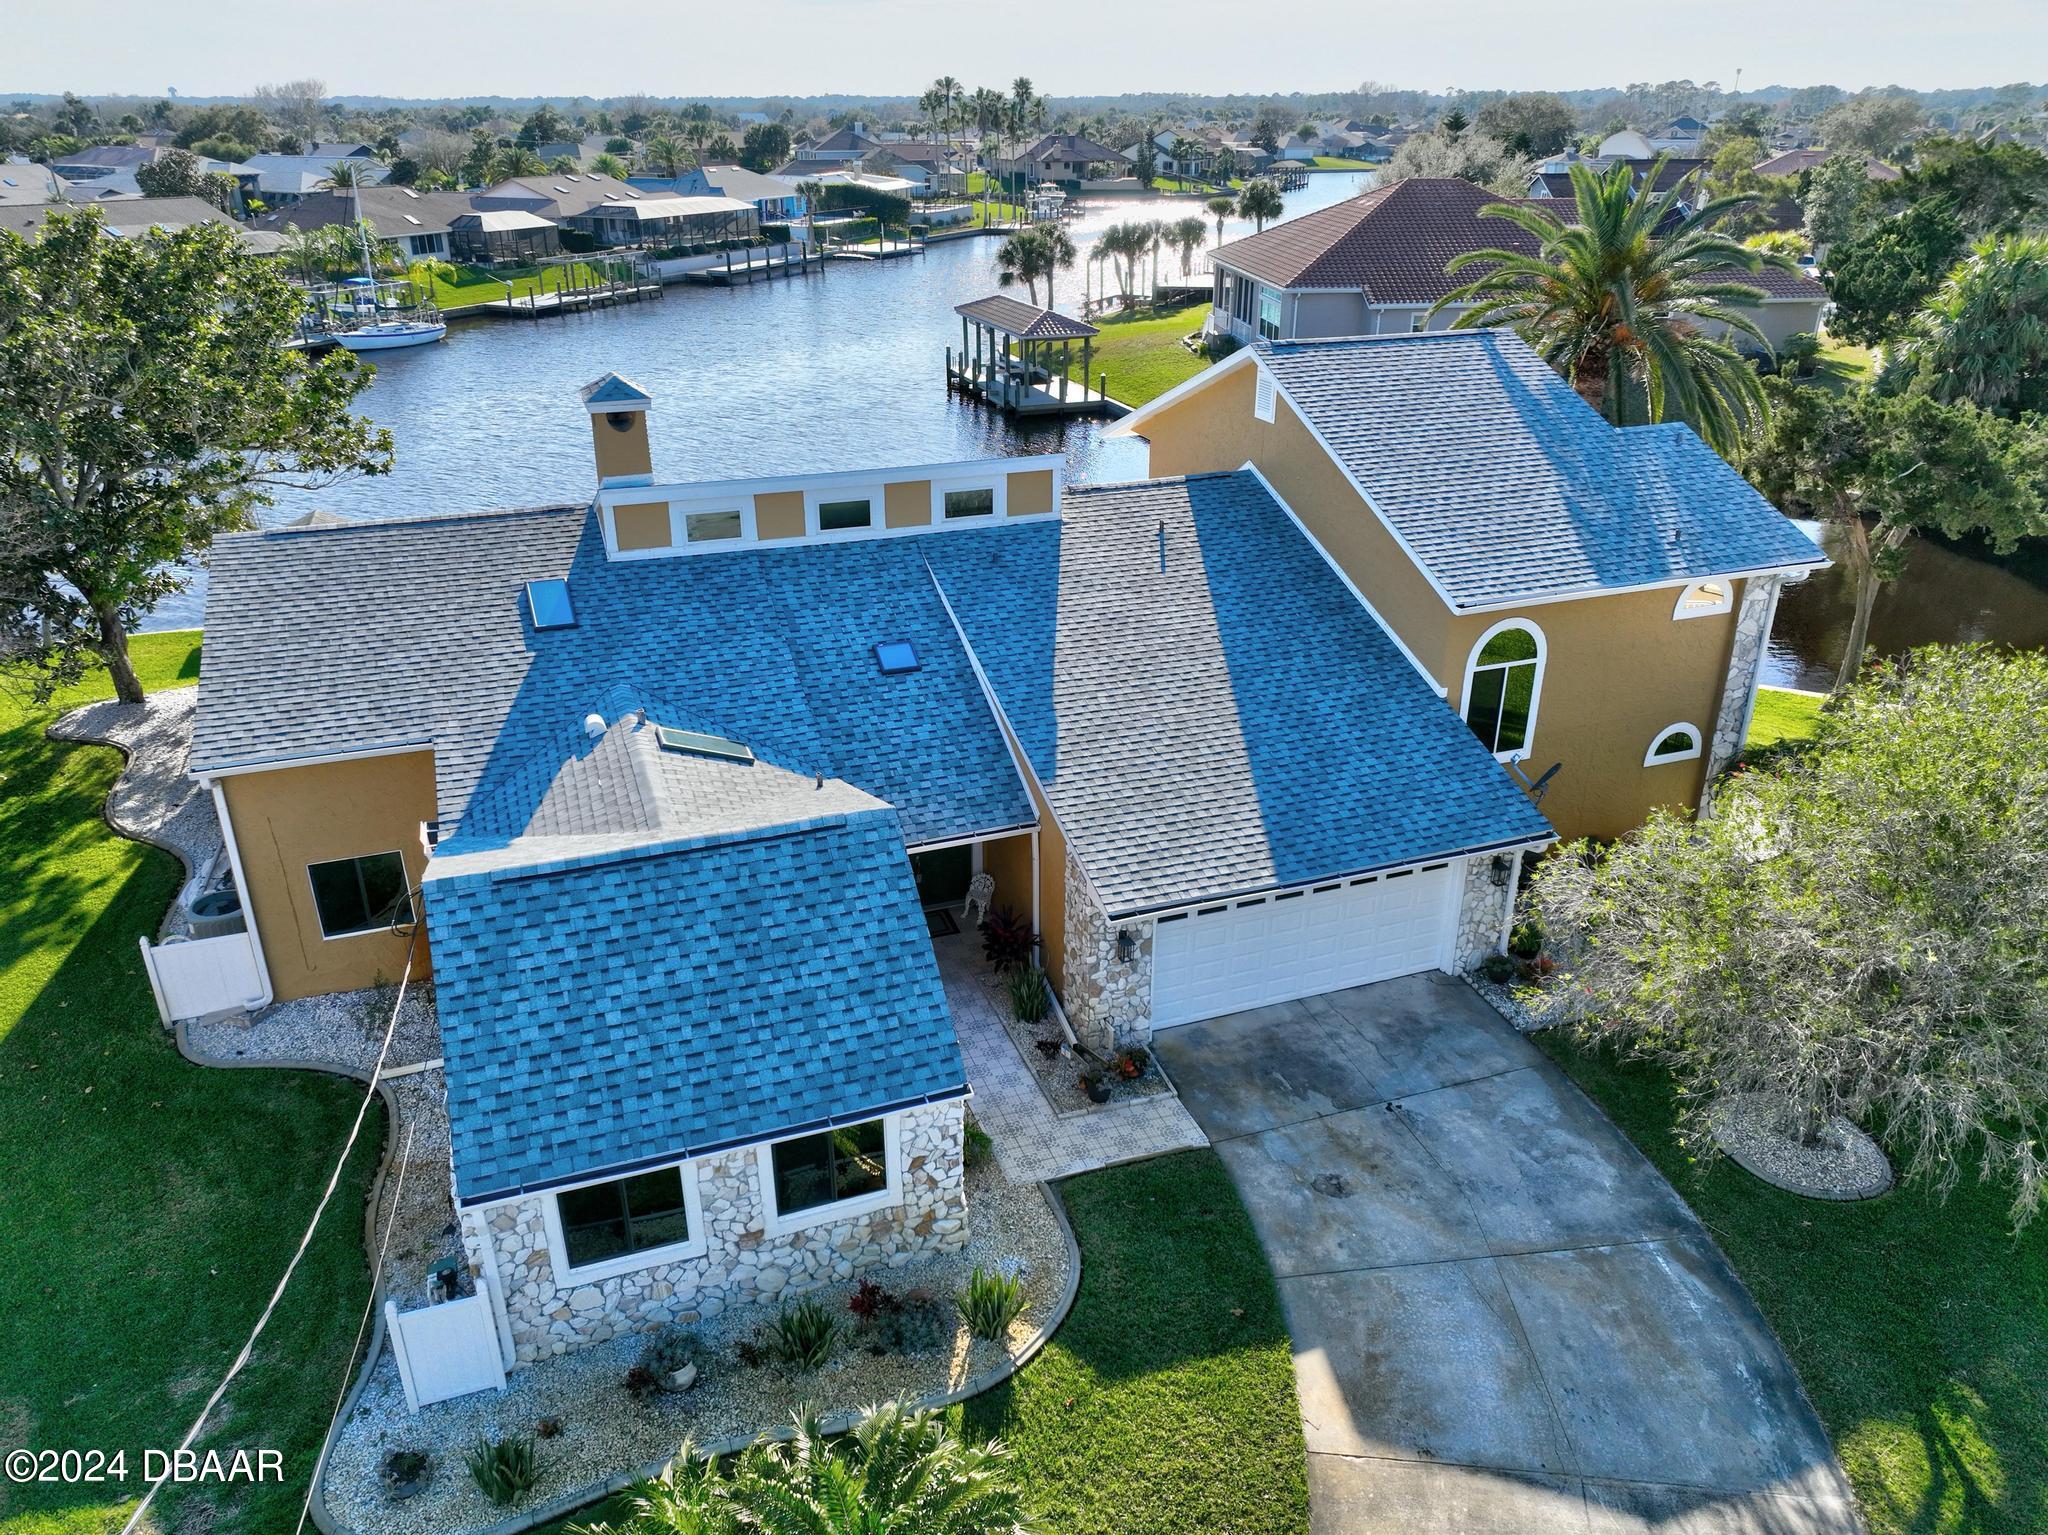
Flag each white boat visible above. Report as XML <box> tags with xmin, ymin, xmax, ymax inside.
<box><xmin>333</xmin><ymin>319</ymin><xmax>448</xmax><ymax>351</ymax></box>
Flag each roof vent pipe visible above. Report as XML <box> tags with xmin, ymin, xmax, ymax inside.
<box><xmin>583</xmin><ymin>712</ymin><xmax>606</xmax><ymax>739</ymax></box>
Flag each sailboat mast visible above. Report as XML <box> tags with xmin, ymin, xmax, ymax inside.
<box><xmin>352</xmin><ymin>164</ymin><xmax>375</xmax><ymax>285</ymax></box>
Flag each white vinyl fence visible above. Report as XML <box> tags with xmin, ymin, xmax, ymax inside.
<box><xmin>139</xmin><ymin>932</ymin><xmax>266</xmax><ymax>1024</ymax></box>
<box><xmin>385</xmin><ymin>1293</ymin><xmax>506</xmax><ymax>1410</ymax></box>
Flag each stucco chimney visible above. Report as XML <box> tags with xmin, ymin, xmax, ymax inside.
<box><xmin>579</xmin><ymin>372</ymin><xmax>654</xmax><ymax>488</ymax></box>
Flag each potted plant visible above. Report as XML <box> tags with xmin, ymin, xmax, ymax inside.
<box><xmin>1113</xmin><ymin>1045</ymin><xmax>1149</xmax><ymax>1081</ymax></box>
<box><xmin>379</xmin><ymin>1449</ymin><xmax>432</xmax><ymax>1501</ymax></box>
<box><xmin>1080</xmin><ymin>1066</ymin><xmax>1112</xmax><ymax>1103</ymax></box>
<box><xmin>1479</xmin><ymin>952</ymin><xmax>1516</xmax><ymax>984</ymax></box>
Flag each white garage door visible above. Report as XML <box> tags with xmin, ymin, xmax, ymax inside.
<box><xmin>1149</xmin><ymin>862</ymin><xmax>1459</xmax><ymax>1029</ymax></box>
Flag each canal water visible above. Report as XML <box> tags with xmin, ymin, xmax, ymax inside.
<box><xmin>144</xmin><ymin>171</ymin><xmax>2048</xmax><ymax>688</ymax></box>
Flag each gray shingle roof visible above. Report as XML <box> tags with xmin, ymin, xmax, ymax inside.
<box><xmin>923</xmin><ymin>472</ymin><xmax>1553</xmax><ymax>916</ymax></box>
<box><xmin>954</xmin><ymin>295</ymin><xmax>1099</xmax><ymax>340</ymax></box>
<box><xmin>1255</xmin><ymin>332</ymin><xmax>1826</xmax><ymax>609</ymax></box>
<box><xmin>426</xmin><ymin>795</ymin><xmax>965</xmax><ymax>1202</ymax></box>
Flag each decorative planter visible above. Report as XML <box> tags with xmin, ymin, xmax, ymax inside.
<box><xmin>1082</xmin><ymin>1073</ymin><xmax>1112</xmax><ymax>1104</ymax></box>
<box><xmin>379</xmin><ymin>1451</ymin><xmax>432</xmax><ymax>1502</ymax></box>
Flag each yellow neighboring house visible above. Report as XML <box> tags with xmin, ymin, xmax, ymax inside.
<box><xmin>1109</xmin><ymin>330</ymin><xmax>1827</xmax><ymax>841</ymax></box>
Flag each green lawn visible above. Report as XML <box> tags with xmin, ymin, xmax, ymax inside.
<box><xmin>1814</xmin><ymin>337</ymin><xmax>1877</xmax><ymax>392</ymax></box>
<box><xmin>409</xmin><ymin>260</ymin><xmax>633</xmax><ymax>311</ymax></box>
<box><xmin>1747</xmin><ymin>685</ymin><xmax>1825</xmax><ymax>750</ymax></box>
<box><xmin>541</xmin><ymin>1151</ymin><xmax>1308</xmax><ymax>1535</ymax></box>
<box><xmin>1535</xmin><ymin>1035</ymin><xmax>2047</xmax><ymax>1535</ymax></box>
<box><xmin>1063</xmin><ymin>303</ymin><xmax>1215</xmax><ymax>406</ymax></box>
<box><xmin>0</xmin><ymin>633</ymin><xmax>384</xmax><ymax>1535</ymax></box>
<box><xmin>1308</xmin><ymin>156</ymin><xmax>1375</xmax><ymax>169</ymax></box>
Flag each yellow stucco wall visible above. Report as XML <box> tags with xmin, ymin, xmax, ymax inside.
<box><xmin>1007</xmin><ymin>469</ymin><xmax>1055</xmax><ymax>517</ymax></box>
<box><xmin>589</xmin><ymin>411</ymin><xmax>652</xmax><ymax>482</ymax></box>
<box><xmin>612</xmin><ymin>501</ymin><xmax>671</xmax><ymax>551</ymax></box>
<box><xmin>885</xmin><ymin>480</ymin><xmax>933</xmax><ymax>529</ymax></box>
<box><xmin>980</xmin><ymin>831</ymin><xmax>1034</xmax><ymax>929</ymax></box>
<box><xmin>755</xmin><ymin>490</ymin><xmax>805</xmax><ymax>540</ymax></box>
<box><xmin>1135</xmin><ymin>359</ymin><xmax>1740</xmax><ymax>841</ymax></box>
<box><xmin>220</xmin><ymin>752</ymin><xmax>438</xmax><ymax>1001</ymax></box>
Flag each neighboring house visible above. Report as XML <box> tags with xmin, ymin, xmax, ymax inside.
<box><xmin>1528</xmin><ymin>151</ymin><xmax>1708</xmax><ymax>209</ymax></box>
<box><xmin>49</xmin><ymin>143</ymin><xmax>164</xmax><ymax>179</ymax></box>
<box><xmin>1647</xmin><ymin>117</ymin><xmax>1708</xmax><ymax>154</ymax></box>
<box><xmin>447</xmin><ymin>208</ymin><xmax>561</xmax><ymax>263</ymax></box>
<box><xmin>248</xmin><ymin>186</ymin><xmax>480</xmax><ymax>259</ymax></box>
<box><xmin>633</xmin><ymin>164</ymin><xmax>807</xmax><ymax>221</ymax></box>
<box><xmin>240</xmin><ymin>153</ymin><xmax>390</xmax><ymax>206</ymax></box>
<box><xmin>791</xmin><ymin>123</ymin><xmax>886</xmax><ymax>164</ymax></box>
<box><xmin>306</xmin><ymin>141</ymin><xmax>380</xmax><ymax>160</ymax></box>
<box><xmin>572</xmin><ymin>193</ymin><xmax>759</xmax><ymax>248</ymax></box>
<box><xmin>1752</xmin><ymin>148</ymin><xmax>1903</xmax><ymax>182</ymax></box>
<box><xmin>186</xmin><ymin>360</ymin><xmax>1575</xmax><ymax>1364</ymax></box>
<box><xmin>0</xmin><ymin>158</ymin><xmax>72</xmax><ymax>204</ymax></box>
<box><xmin>875</xmin><ymin>141</ymin><xmax>968</xmax><ymax>192</ymax></box>
<box><xmin>1207</xmin><ymin>177</ymin><xmax>1829</xmax><ymax>351</ymax></box>
<box><xmin>470</xmin><ymin>170</ymin><xmax>634</xmax><ymax>224</ymax></box>
<box><xmin>1120</xmin><ymin>130</ymin><xmax>1213</xmax><ymax>179</ymax></box>
<box><xmin>1110</xmin><ymin>331</ymin><xmax>1826</xmax><ymax>843</ymax></box>
<box><xmin>0</xmin><ymin>194</ymin><xmax>255</xmax><ymax>244</ymax></box>
<box><xmin>995</xmin><ymin>132</ymin><xmax>1124</xmax><ymax>184</ymax></box>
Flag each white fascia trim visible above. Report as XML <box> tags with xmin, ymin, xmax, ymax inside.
<box><xmin>537</xmin><ymin>1156</ymin><xmax>711</xmax><ymax>1284</ymax></box>
<box><xmin>193</xmin><ymin>739</ymin><xmax>431</xmax><ymax>780</ymax></box>
<box><xmin>755</xmin><ymin>1112</ymin><xmax>905</xmax><ymax>1239</ymax></box>
<box><xmin>905</xmin><ymin>823</ymin><xmax>1037</xmax><ymax>857</ymax></box>
<box><xmin>1125</xmin><ymin>836</ymin><xmax>1554</xmax><ymax>924</ymax></box>
<box><xmin>1239</xmin><ymin>461</ymin><xmax>1446</xmax><ymax>697</ymax></box>
<box><xmin>1451</xmin><ymin>559</ymin><xmax>1831</xmax><ymax>616</ymax></box>
<box><xmin>1101</xmin><ymin>346</ymin><xmax>1257</xmax><ymax>438</ymax></box>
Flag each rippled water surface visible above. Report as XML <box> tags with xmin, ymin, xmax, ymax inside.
<box><xmin>145</xmin><ymin>167</ymin><xmax>2048</xmax><ymax>686</ymax></box>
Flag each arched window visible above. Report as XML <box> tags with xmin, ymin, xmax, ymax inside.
<box><xmin>1462</xmin><ymin>620</ymin><xmax>1545</xmax><ymax>760</ymax></box>
<box><xmin>1643</xmin><ymin>723</ymin><xmax>1703</xmax><ymax>766</ymax></box>
<box><xmin>1673</xmin><ymin>580</ymin><xmax>1733</xmax><ymax>619</ymax></box>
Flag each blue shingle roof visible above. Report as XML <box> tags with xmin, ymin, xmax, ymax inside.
<box><xmin>192</xmin><ymin>508</ymin><xmax>1035</xmax><ymax>848</ymax></box>
<box><xmin>1255</xmin><ymin>332</ymin><xmax>1825</xmax><ymax>609</ymax></box>
<box><xmin>426</xmin><ymin>798</ymin><xmax>966</xmax><ymax>1203</ymax></box>
<box><xmin>924</xmin><ymin>472</ymin><xmax>1553</xmax><ymax>916</ymax></box>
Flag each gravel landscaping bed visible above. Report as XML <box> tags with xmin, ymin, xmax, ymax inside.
<box><xmin>1710</xmin><ymin>1092</ymin><xmax>1894</xmax><ymax>1201</ymax></box>
<box><xmin>321</xmin><ymin>1163</ymin><xmax>1072</xmax><ymax>1535</ymax></box>
<box><xmin>1466</xmin><ymin>969</ymin><xmax>1549</xmax><ymax>1032</ymax></box>
<box><xmin>984</xmin><ymin>978</ymin><xmax>1174</xmax><ymax>1116</ymax></box>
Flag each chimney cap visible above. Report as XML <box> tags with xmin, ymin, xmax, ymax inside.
<box><xmin>580</xmin><ymin>372</ymin><xmax>653</xmax><ymax>413</ymax></box>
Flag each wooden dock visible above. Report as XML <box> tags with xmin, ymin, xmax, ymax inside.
<box><xmin>946</xmin><ymin>349</ymin><xmax>1121</xmax><ymax>418</ymax></box>
<box><xmin>677</xmin><ymin>243</ymin><xmax>827</xmax><ymax>285</ymax></box>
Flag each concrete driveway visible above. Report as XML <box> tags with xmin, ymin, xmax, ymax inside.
<box><xmin>1152</xmin><ymin>973</ymin><xmax>1863</xmax><ymax>1535</ymax></box>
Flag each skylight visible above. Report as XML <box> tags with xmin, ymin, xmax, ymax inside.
<box><xmin>656</xmin><ymin>727</ymin><xmax>755</xmax><ymax>764</ymax></box>
<box><xmin>875</xmin><ymin>640</ymin><xmax>920</xmax><ymax>675</ymax></box>
<box><xmin>525</xmin><ymin>578</ymin><xmax>576</xmax><ymax>630</ymax></box>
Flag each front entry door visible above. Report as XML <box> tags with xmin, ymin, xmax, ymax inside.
<box><xmin>910</xmin><ymin>845</ymin><xmax>974</xmax><ymax>909</ymax></box>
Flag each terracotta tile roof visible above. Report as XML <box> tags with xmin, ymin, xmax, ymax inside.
<box><xmin>1212</xmin><ymin>177</ymin><xmax>1825</xmax><ymax>304</ymax></box>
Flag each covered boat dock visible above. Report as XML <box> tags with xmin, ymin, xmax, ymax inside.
<box><xmin>946</xmin><ymin>295</ymin><xmax>1115</xmax><ymax>417</ymax></box>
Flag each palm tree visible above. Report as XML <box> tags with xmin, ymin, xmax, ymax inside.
<box><xmin>1207</xmin><ymin>194</ymin><xmax>1236</xmax><ymax>245</ymax></box>
<box><xmin>316</xmin><ymin>159</ymin><xmax>363</xmax><ymax>192</ymax></box>
<box><xmin>1900</xmin><ymin>233</ymin><xmax>2048</xmax><ymax>418</ymax></box>
<box><xmin>795</xmin><ymin>178</ymin><xmax>826</xmax><ymax>239</ymax></box>
<box><xmin>932</xmin><ymin>76</ymin><xmax>963</xmax><ymax>145</ymax></box>
<box><xmin>1432</xmin><ymin>154</ymin><xmax>1786</xmax><ymax>452</ymax></box>
<box><xmin>590</xmin><ymin>152</ymin><xmax>628</xmax><ymax>178</ymax></box>
<box><xmin>643</xmin><ymin>135</ymin><xmax>686</xmax><ymax>178</ymax></box>
<box><xmin>1236</xmin><ymin>177</ymin><xmax>1284</xmax><ymax>232</ymax></box>
<box><xmin>573</xmin><ymin>1403</ymin><xmax>1031</xmax><ymax>1535</ymax></box>
<box><xmin>1173</xmin><ymin>214</ymin><xmax>1211</xmax><ymax>274</ymax></box>
<box><xmin>996</xmin><ymin>228</ymin><xmax>1050</xmax><ymax>304</ymax></box>
<box><xmin>1037</xmin><ymin>222</ymin><xmax>1077</xmax><ymax>309</ymax></box>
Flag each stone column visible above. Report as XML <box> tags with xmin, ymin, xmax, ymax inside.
<box><xmin>1059</xmin><ymin>847</ymin><xmax>1156</xmax><ymax>1050</ymax></box>
<box><xmin>1452</xmin><ymin>853</ymin><xmax>1515</xmax><ymax>971</ymax></box>
<box><xmin>1702</xmin><ymin>574</ymin><xmax>1784</xmax><ymax>798</ymax></box>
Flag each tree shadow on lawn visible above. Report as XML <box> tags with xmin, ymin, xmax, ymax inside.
<box><xmin>0</xmin><ymin>769</ymin><xmax>384</xmax><ymax>1534</ymax></box>
<box><xmin>956</xmin><ymin>1151</ymin><xmax>1310</xmax><ymax>1535</ymax></box>
<box><xmin>1536</xmin><ymin>1033</ymin><xmax>2046</xmax><ymax>1535</ymax></box>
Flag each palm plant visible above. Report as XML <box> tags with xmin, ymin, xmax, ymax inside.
<box><xmin>1172</xmin><ymin>214</ymin><xmax>1210</xmax><ymax>274</ymax></box>
<box><xmin>1207</xmin><ymin>194</ymin><xmax>1236</xmax><ymax>244</ymax></box>
<box><xmin>1035</xmin><ymin>222</ymin><xmax>1077</xmax><ymax>309</ymax></box>
<box><xmin>795</xmin><ymin>178</ymin><xmax>826</xmax><ymax>237</ymax></box>
<box><xmin>995</xmin><ymin>229</ymin><xmax>1050</xmax><ymax>305</ymax></box>
<box><xmin>932</xmin><ymin>76</ymin><xmax>963</xmax><ymax>144</ymax></box>
<box><xmin>1432</xmin><ymin>154</ymin><xmax>1786</xmax><ymax>453</ymax></box>
<box><xmin>574</xmin><ymin>1403</ymin><xmax>1032</xmax><ymax>1535</ymax></box>
<box><xmin>643</xmin><ymin>135</ymin><xmax>686</xmax><ymax>178</ymax></box>
<box><xmin>1898</xmin><ymin>232</ymin><xmax>2048</xmax><ymax>418</ymax></box>
<box><xmin>590</xmin><ymin>151</ymin><xmax>628</xmax><ymax>178</ymax></box>
<box><xmin>1236</xmin><ymin>177</ymin><xmax>1284</xmax><ymax>232</ymax></box>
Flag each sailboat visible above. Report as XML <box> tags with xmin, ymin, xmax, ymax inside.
<box><xmin>329</xmin><ymin>164</ymin><xmax>446</xmax><ymax>353</ymax></box>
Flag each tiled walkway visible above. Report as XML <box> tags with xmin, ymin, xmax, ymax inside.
<box><xmin>932</xmin><ymin>930</ymin><xmax>1207</xmax><ymax>1182</ymax></box>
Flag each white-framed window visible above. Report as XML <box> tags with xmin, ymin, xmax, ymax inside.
<box><xmin>935</xmin><ymin>482</ymin><xmax>1000</xmax><ymax>520</ymax></box>
<box><xmin>683</xmin><ymin>508</ymin><xmax>744</xmax><ymax>543</ymax></box>
<box><xmin>1257</xmin><ymin>287</ymin><xmax>1283</xmax><ymax>341</ymax></box>
<box><xmin>1643</xmin><ymin>722</ymin><xmax>1703</xmax><ymax>766</ymax></box>
<box><xmin>756</xmin><ymin>1114</ymin><xmax>901</xmax><ymax>1237</ymax></box>
<box><xmin>1409</xmin><ymin>312</ymin><xmax>1429</xmax><ymax>333</ymax></box>
<box><xmin>1673</xmin><ymin>579</ymin><xmax>1734</xmax><ymax>619</ymax></box>
<box><xmin>307</xmin><ymin>850</ymin><xmax>414</xmax><ymax>939</ymax></box>
<box><xmin>804</xmin><ymin>485</ymin><xmax>882</xmax><ymax>536</ymax></box>
<box><xmin>1254</xmin><ymin>367</ymin><xmax>1276</xmax><ymax>423</ymax></box>
<box><xmin>1461</xmin><ymin>618</ymin><xmax>1546</xmax><ymax>761</ymax></box>
<box><xmin>541</xmin><ymin>1160</ymin><xmax>708</xmax><ymax>1282</ymax></box>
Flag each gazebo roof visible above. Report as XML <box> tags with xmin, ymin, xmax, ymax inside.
<box><xmin>955</xmin><ymin>295</ymin><xmax>1099</xmax><ymax>341</ymax></box>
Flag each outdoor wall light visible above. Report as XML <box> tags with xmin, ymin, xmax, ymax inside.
<box><xmin>1490</xmin><ymin>854</ymin><xmax>1513</xmax><ymax>887</ymax></box>
<box><xmin>1116</xmin><ymin>928</ymin><xmax>1138</xmax><ymax>963</ymax></box>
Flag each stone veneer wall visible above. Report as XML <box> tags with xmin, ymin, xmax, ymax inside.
<box><xmin>1452</xmin><ymin>853</ymin><xmax>1514</xmax><ymax>971</ymax></box>
<box><xmin>467</xmin><ymin>1101</ymin><xmax>968</xmax><ymax>1366</ymax></box>
<box><xmin>1702</xmin><ymin>574</ymin><xmax>1784</xmax><ymax>792</ymax></box>
<box><xmin>1060</xmin><ymin>846</ymin><xmax>1155</xmax><ymax>1050</ymax></box>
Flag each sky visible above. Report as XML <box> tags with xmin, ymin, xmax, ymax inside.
<box><xmin>8</xmin><ymin>0</ymin><xmax>2044</xmax><ymax>100</ymax></box>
